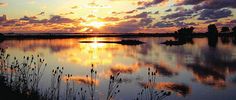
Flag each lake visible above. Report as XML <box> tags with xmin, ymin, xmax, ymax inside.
<box><xmin>0</xmin><ymin>37</ymin><xmax>236</xmax><ymax>100</ymax></box>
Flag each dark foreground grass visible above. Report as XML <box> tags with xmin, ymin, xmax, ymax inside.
<box><xmin>0</xmin><ymin>48</ymin><xmax>171</xmax><ymax>100</ymax></box>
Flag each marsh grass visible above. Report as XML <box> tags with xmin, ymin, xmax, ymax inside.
<box><xmin>44</xmin><ymin>66</ymin><xmax>64</xmax><ymax>100</ymax></box>
<box><xmin>0</xmin><ymin>48</ymin><xmax>169</xmax><ymax>100</ymax></box>
<box><xmin>64</xmin><ymin>74</ymin><xmax>76</xmax><ymax>100</ymax></box>
<box><xmin>87</xmin><ymin>64</ymin><xmax>97</xmax><ymax>100</ymax></box>
<box><xmin>106</xmin><ymin>72</ymin><xmax>122</xmax><ymax>100</ymax></box>
<box><xmin>135</xmin><ymin>67</ymin><xmax>171</xmax><ymax>100</ymax></box>
<box><xmin>0</xmin><ymin>48</ymin><xmax>47</xmax><ymax>100</ymax></box>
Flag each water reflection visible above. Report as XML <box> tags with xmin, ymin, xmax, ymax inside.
<box><xmin>0</xmin><ymin>37</ymin><xmax>236</xmax><ymax>100</ymax></box>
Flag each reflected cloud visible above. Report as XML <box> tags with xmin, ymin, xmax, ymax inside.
<box><xmin>138</xmin><ymin>82</ymin><xmax>191</xmax><ymax>97</ymax></box>
<box><xmin>153</xmin><ymin>64</ymin><xmax>178</xmax><ymax>76</ymax></box>
<box><xmin>0</xmin><ymin>39</ymin><xmax>76</xmax><ymax>53</ymax></box>
<box><xmin>99</xmin><ymin>63</ymin><xmax>140</xmax><ymax>79</ymax></box>
<box><xmin>186</xmin><ymin>64</ymin><xmax>226</xmax><ymax>88</ymax></box>
<box><xmin>1</xmin><ymin>37</ymin><xmax>236</xmax><ymax>99</ymax></box>
<box><xmin>135</xmin><ymin>37</ymin><xmax>236</xmax><ymax>89</ymax></box>
<box><xmin>62</xmin><ymin>76</ymin><xmax>99</xmax><ymax>85</ymax></box>
<box><xmin>110</xmin><ymin>63</ymin><xmax>140</xmax><ymax>74</ymax></box>
<box><xmin>156</xmin><ymin>82</ymin><xmax>191</xmax><ymax>97</ymax></box>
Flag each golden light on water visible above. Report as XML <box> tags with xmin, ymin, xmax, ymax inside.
<box><xmin>91</xmin><ymin>37</ymin><xmax>106</xmax><ymax>48</ymax></box>
<box><xmin>54</xmin><ymin>38</ymin><xmax>118</xmax><ymax>66</ymax></box>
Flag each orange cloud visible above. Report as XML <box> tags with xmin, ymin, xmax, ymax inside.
<box><xmin>99</xmin><ymin>63</ymin><xmax>140</xmax><ymax>78</ymax></box>
<box><xmin>138</xmin><ymin>82</ymin><xmax>191</xmax><ymax>97</ymax></box>
<box><xmin>110</xmin><ymin>63</ymin><xmax>140</xmax><ymax>74</ymax></box>
<box><xmin>0</xmin><ymin>3</ymin><xmax>8</xmax><ymax>7</ymax></box>
<box><xmin>63</xmin><ymin>75</ymin><xmax>99</xmax><ymax>85</ymax></box>
<box><xmin>193</xmin><ymin>73</ymin><xmax>226</xmax><ymax>89</ymax></box>
<box><xmin>99</xmin><ymin>17</ymin><xmax>120</xmax><ymax>22</ymax></box>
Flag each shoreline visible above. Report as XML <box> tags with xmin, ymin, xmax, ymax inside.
<box><xmin>0</xmin><ymin>32</ymin><xmax>234</xmax><ymax>40</ymax></box>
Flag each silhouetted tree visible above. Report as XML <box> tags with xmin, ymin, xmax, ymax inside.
<box><xmin>0</xmin><ymin>33</ymin><xmax>4</xmax><ymax>37</ymax></box>
<box><xmin>208</xmin><ymin>24</ymin><xmax>218</xmax><ymax>34</ymax></box>
<box><xmin>221</xmin><ymin>27</ymin><xmax>230</xmax><ymax>33</ymax></box>
<box><xmin>221</xmin><ymin>36</ymin><xmax>230</xmax><ymax>44</ymax></box>
<box><xmin>220</xmin><ymin>27</ymin><xmax>230</xmax><ymax>44</ymax></box>
<box><xmin>207</xmin><ymin>24</ymin><xmax>218</xmax><ymax>48</ymax></box>
<box><xmin>232</xmin><ymin>26</ymin><xmax>236</xmax><ymax>33</ymax></box>
<box><xmin>174</xmin><ymin>27</ymin><xmax>194</xmax><ymax>44</ymax></box>
<box><xmin>177</xmin><ymin>27</ymin><xmax>195</xmax><ymax>35</ymax></box>
<box><xmin>0</xmin><ymin>33</ymin><xmax>4</xmax><ymax>42</ymax></box>
<box><xmin>232</xmin><ymin>26</ymin><xmax>236</xmax><ymax>45</ymax></box>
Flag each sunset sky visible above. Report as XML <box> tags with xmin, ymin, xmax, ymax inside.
<box><xmin>0</xmin><ymin>0</ymin><xmax>236</xmax><ymax>33</ymax></box>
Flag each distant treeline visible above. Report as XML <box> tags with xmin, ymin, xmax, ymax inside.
<box><xmin>0</xmin><ymin>24</ymin><xmax>236</xmax><ymax>40</ymax></box>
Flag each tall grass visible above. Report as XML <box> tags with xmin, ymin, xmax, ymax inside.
<box><xmin>0</xmin><ymin>48</ymin><xmax>170</xmax><ymax>100</ymax></box>
<box><xmin>135</xmin><ymin>67</ymin><xmax>171</xmax><ymax>100</ymax></box>
<box><xmin>0</xmin><ymin>48</ymin><xmax>47</xmax><ymax>99</ymax></box>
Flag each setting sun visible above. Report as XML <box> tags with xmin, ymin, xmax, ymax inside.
<box><xmin>88</xmin><ymin>21</ymin><xmax>105</xmax><ymax>28</ymax></box>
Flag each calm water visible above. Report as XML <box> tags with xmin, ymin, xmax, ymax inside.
<box><xmin>1</xmin><ymin>37</ymin><xmax>236</xmax><ymax>100</ymax></box>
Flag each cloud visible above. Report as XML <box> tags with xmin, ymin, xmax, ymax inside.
<box><xmin>0</xmin><ymin>2</ymin><xmax>8</xmax><ymax>7</ymax></box>
<box><xmin>110</xmin><ymin>64</ymin><xmax>139</xmax><ymax>74</ymax></box>
<box><xmin>154</xmin><ymin>11</ymin><xmax>159</xmax><ymax>14</ymax></box>
<box><xmin>175</xmin><ymin>7</ymin><xmax>185</xmax><ymax>11</ymax></box>
<box><xmin>18</xmin><ymin>15</ymin><xmax>75</xmax><ymax>24</ymax></box>
<box><xmin>103</xmin><ymin>19</ymin><xmax>140</xmax><ymax>33</ymax></box>
<box><xmin>60</xmin><ymin>12</ymin><xmax>74</xmax><ymax>16</ymax></box>
<box><xmin>231</xmin><ymin>20</ymin><xmax>236</xmax><ymax>23</ymax></box>
<box><xmin>63</xmin><ymin>76</ymin><xmax>99</xmax><ymax>85</ymax></box>
<box><xmin>71</xmin><ymin>6</ymin><xmax>78</xmax><ymax>9</ymax></box>
<box><xmin>153</xmin><ymin>20</ymin><xmax>196</xmax><ymax>28</ymax></box>
<box><xmin>1</xmin><ymin>20</ymin><xmax>17</xmax><ymax>26</ymax></box>
<box><xmin>125</xmin><ymin>12</ymin><xmax>151</xmax><ymax>19</ymax></box>
<box><xmin>20</xmin><ymin>16</ymin><xmax>37</xmax><ymax>21</ymax></box>
<box><xmin>155</xmin><ymin>82</ymin><xmax>191</xmax><ymax>97</ymax></box>
<box><xmin>86</xmin><ymin>2</ymin><xmax>111</xmax><ymax>8</ymax></box>
<box><xmin>137</xmin><ymin>0</ymin><xmax>166</xmax><ymax>9</ymax></box>
<box><xmin>153</xmin><ymin>64</ymin><xmax>178</xmax><ymax>76</ymax></box>
<box><xmin>99</xmin><ymin>17</ymin><xmax>120</xmax><ymax>21</ymax></box>
<box><xmin>0</xmin><ymin>15</ymin><xmax>7</xmax><ymax>22</ymax></box>
<box><xmin>87</xmin><ymin>15</ymin><xmax>95</xmax><ymax>18</ymax></box>
<box><xmin>139</xmin><ymin>18</ymin><xmax>153</xmax><ymax>26</ymax></box>
<box><xmin>154</xmin><ymin>21</ymin><xmax>175</xmax><ymax>28</ymax></box>
<box><xmin>165</xmin><ymin>9</ymin><xmax>172</xmax><ymax>12</ymax></box>
<box><xmin>198</xmin><ymin>9</ymin><xmax>232</xmax><ymax>20</ymax></box>
<box><xmin>0</xmin><ymin>15</ymin><xmax>86</xmax><ymax>33</ymax></box>
<box><xmin>125</xmin><ymin>10</ymin><xmax>138</xmax><ymax>14</ymax></box>
<box><xmin>112</xmin><ymin>10</ymin><xmax>138</xmax><ymax>15</ymax></box>
<box><xmin>48</xmin><ymin>15</ymin><xmax>74</xmax><ymax>23</ymax></box>
<box><xmin>175</xmin><ymin>22</ymin><xmax>197</xmax><ymax>27</ymax></box>
<box><xmin>138</xmin><ymin>82</ymin><xmax>191</xmax><ymax>97</ymax></box>
<box><xmin>177</xmin><ymin>0</ymin><xmax>205</xmax><ymax>5</ymax></box>
<box><xmin>186</xmin><ymin>64</ymin><xmax>226</xmax><ymax>88</ymax></box>
<box><xmin>193</xmin><ymin>0</ymin><xmax>236</xmax><ymax>10</ymax></box>
<box><xmin>99</xmin><ymin>63</ymin><xmax>140</xmax><ymax>79</ymax></box>
<box><xmin>162</xmin><ymin>9</ymin><xmax>194</xmax><ymax>20</ymax></box>
<box><xmin>37</xmin><ymin>12</ymin><xmax>45</xmax><ymax>16</ymax></box>
<box><xmin>204</xmin><ymin>19</ymin><xmax>218</xmax><ymax>24</ymax></box>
